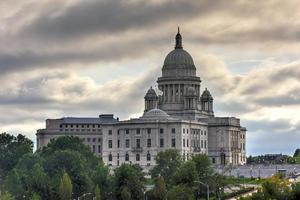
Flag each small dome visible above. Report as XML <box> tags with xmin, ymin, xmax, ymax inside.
<box><xmin>201</xmin><ymin>88</ymin><xmax>213</xmax><ymax>99</ymax></box>
<box><xmin>142</xmin><ymin>108</ymin><xmax>170</xmax><ymax>119</ymax></box>
<box><xmin>145</xmin><ymin>87</ymin><xmax>157</xmax><ymax>99</ymax></box>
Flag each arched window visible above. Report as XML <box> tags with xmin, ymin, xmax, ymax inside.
<box><xmin>125</xmin><ymin>153</ymin><xmax>129</xmax><ymax>161</ymax></box>
<box><xmin>109</xmin><ymin>153</ymin><xmax>112</xmax><ymax>162</ymax></box>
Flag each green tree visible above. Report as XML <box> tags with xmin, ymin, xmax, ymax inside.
<box><xmin>0</xmin><ymin>192</ymin><xmax>15</xmax><ymax>200</ymax></box>
<box><xmin>166</xmin><ymin>185</ymin><xmax>194</xmax><ymax>200</ymax></box>
<box><xmin>58</xmin><ymin>172</ymin><xmax>73</xmax><ymax>200</ymax></box>
<box><xmin>146</xmin><ymin>176</ymin><xmax>167</xmax><ymax>200</ymax></box>
<box><xmin>191</xmin><ymin>154</ymin><xmax>213</xmax><ymax>180</ymax></box>
<box><xmin>121</xmin><ymin>187</ymin><xmax>131</xmax><ymax>200</ymax></box>
<box><xmin>172</xmin><ymin>160</ymin><xmax>198</xmax><ymax>187</ymax></box>
<box><xmin>31</xmin><ymin>193</ymin><xmax>41</xmax><ymax>200</ymax></box>
<box><xmin>4</xmin><ymin>169</ymin><xmax>24</xmax><ymax>199</ymax></box>
<box><xmin>293</xmin><ymin>148</ymin><xmax>300</xmax><ymax>157</ymax></box>
<box><xmin>114</xmin><ymin>164</ymin><xmax>145</xmax><ymax>200</ymax></box>
<box><xmin>0</xmin><ymin>133</ymin><xmax>33</xmax><ymax>180</ymax></box>
<box><xmin>150</xmin><ymin>149</ymin><xmax>182</xmax><ymax>186</ymax></box>
<box><xmin>95</xmin><ymin>185</ymin><xmax>101</xmax><ymax>200</ymax></box>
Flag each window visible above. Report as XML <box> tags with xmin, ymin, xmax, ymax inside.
<box><xmin>172</xmin><ymin>128</ymin><xmax>176</xmax><ymax>134</ymax></box>
<box><xmin>59</xmin><ymin>124</ymin><xmax>63</xmax><ymax>128</ymax></box>
<box><xmin>71</xmin><ymin>124</ymin><xmax>73</xmax><ymax>128</ymax></box>
<box><xmin>93</xmin><ymin>138</ymin><xmax>96</xmax><ymax>142</ymax></box>
<box><xmin>109</xmin><ymin>154</ymin><xmax>112</xmax><ymax>161</ymax></box>
<box><xmin>212</xmin><ymin>158</ymin><xmax>215</xmax><ymax>164</ymax></box>
<box><xmin>187</xmin><ymin>129</ymin><xmax>189</xmax><ymax>134</ymax></box>
<box><xmin>187</xmin><ymin>139</ymin><xmax>189</xmax><ymax>147</ymax></box>
<box><xmin>183</xmin><ymin>128</ymin><xmax>185</xmax><ymax>134</ymax></box>
<box><xmin>92</xmin><ymin>124</ymin><xmax>95</xmax><ymax>128</ymax></box>
<box><xmin>126</xmin><ymin>129</ymin><xmax>129</xmax><ymax>134</ymax></box>
<box><xmin>147</xmin><ymin>128</ymin><xmax>151</xmax><ymax>134</ymax></box>
<box><xmin>92</xmin><ymin>145</ymin><xmax>95</xmax><ymax>153</ymax></box>
<box><xmin>136</xmin><ymin>154</ymin><xmax>140</xmax><ymax>161</ymax></box>
<box><xmin>108</xmin><ymin>130</ymin><xmax>112</xmax><ymax>135</ymax></box>
<box><xmin>204</xmin><ymin>140</ymin><xmax>207</xmax><ymax>148</ymax></box>
<box><xmin>147</xmin><ymin>152</ymin><xmax>151</xmax><ymax>161</ymax></box>
<box><xmin>172</xmin><ymin>138</ymin><xmax>176</xmax><ymax>147</ymax></box>
<box><xmin>160</xmin><ymin>138</ymin><xmax>164</xmax><ymax>147</ymax></box>
<box><xmin>108</xmin><ymin>140</ymin><xmax>112</xmax><ymax>148</ymax></box>
<box><xmin>125</xmin><ymin>153</ymin><xmax>129</xmax><ymax>161</ymax></box>
<box><xmin>117</xmin><ymin>153</ymin><xmax>119</xmax><ymax>159</ymax></box>
<box><xmin>160</xmin><ymin>128</ymin><xmax>164</xmax><ymax>134</ymax></box>
<box><xmin>117</xmin><ymin>130</ymin><xmax>120</xmax><ymax>135</ymax></box>
<box><xmin>201</xmin><ymin>140</ymin><xmax>203</xmax><ymax>148</ymax></box>
<box><xmin>136</xmin><ymin>139</ymin><xmax>140</xmax><ymax>148</ymax></box>
<box><xmin>183</xmin><ymin>139</ymin><xmax>185</xmax><ymax>147</ymax></box>
<box><xmin>87</xmin><ymin>125</ymin><xmax>90</xmax><ymax>128</ymax></box>
<box><xmin>117</xmin><ymin>140</ymin><xmax>120</xmax><ymax>148</ymax></box>
<box><xmin>98</xmin><ymin>138</ymin><xmax>101</xmax><ymax>142</ymax></box>
<box><xmin>136</xmin><ymin>128</ymin><xmax>140</xmax><ymax>134</ymax></box>
<box><xmin>126</xmin><ymin>139</ymin><xmax>130</xmax><ymax>148</ymax></box>
<box><xmin>81</xmin><ymin>124</ymin><xmax>84</xmax><ymax>128</ymax></box>
<box><xmin>147</xmin><ymin>139</ymin><xmax>151</xmax><ymax>147</ymax></box>
<box><xmin>87</xmin><ymin>138</ymin><xmax>91</xmax><ymax>142</ymax></box>
<box><xmin>98</xmin><ymin>145</ymin><xmax>101</xmax><ymax>153</ymax></box>
<box><xmin>204</xmin><ymin>130</ymin><xmax>206</xmax><ymax>136</ymax></box>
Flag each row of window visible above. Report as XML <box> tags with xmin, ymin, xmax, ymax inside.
<box><xmin>90</xmin><ymin>145</ymin><xmax>101</xmax><ymax>153</ymax></box>
<box><xmin>183</xmin><ymin>139</ymin><xmax>207</xmax><ymax>148</ymax></box>
<box><xmin>82</xmin><ymin>138</ymin><xmax>101</xmax><ymax>143</ymax></box>
<box><xmin>60</xmin><ymin>129</ymin><xmax>102</xmax><ymax>133</ymax></box>
<box><xmin>112</xmin><ymin>128</ymin><xmax>177</xmax><ymax>135</ymax></box>
<box><xmin>108</xmin><ymin>138</ymin><xmax>176</xmax><ymax>149</ymax></box>
<box><xmin>60</xmin><ymin>124</ymin><xmax>101</xmax><ymax>128</ymax></box>
<box><xmin>108</xmin><ymin>152</ymin><xmax>152</xmax><ymax>162</ymax></box>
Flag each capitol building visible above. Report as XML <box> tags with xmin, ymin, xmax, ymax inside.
<box><xmin>37</xmin><ymin>29</ymin><xmax>246</xmax><ymax>168</ymax></box>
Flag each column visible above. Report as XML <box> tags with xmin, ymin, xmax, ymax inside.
<box><xmin>172</xmin><ymin>84</ymin><xmax>175</xmax><ymax>102</ymax></box>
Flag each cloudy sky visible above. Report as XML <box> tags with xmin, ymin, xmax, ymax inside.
<box><xmin>0</xmin><ymin>0</ymin><xmax>300</xmax><ymax>155</ymax></box>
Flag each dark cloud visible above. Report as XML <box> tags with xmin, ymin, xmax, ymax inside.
<box><xmin>20</xmin><ymin>0</ymin><xmax>221</xmax><ymax>41</ymax></box>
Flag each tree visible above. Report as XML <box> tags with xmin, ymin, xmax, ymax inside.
<box><xmin>95</xmin><ymin>185</ymin><xmax>101</xmax><ymax>200</ymax></box>
<box><xmin>114</xmin><ymin>164</ymin><xmax>145</xmax><ymax>200</ymax></box>
<box><xmin>31</xmin><ymin>193</ymin><xmax>41</xmax><ymax>200</ymax></box>
<box><xmin>146</xmin><ymin>176</ymin><xmax>167</xmax><ymax>200</ymax></box>
<box><xmin>166</xmin><ymin>185</ymin><xmax>194</xmax><ymax>200</ymax></box>
<box><xmin>0</xmin><ymin>192</ymin><xmax>15</xmax><ymax>200</ymax></box>
<box><xmin>121</xmin><ymin>187</ymin><xmax>131</xmax><ymax>200</ymax></box>
<box><xmin>4</xmin><ymin>169</ymin><xmax>24</xmax><ymax>199</ymax></box>
<box><xmin>0</xmin><ymin>133</ymin><xmax>33</xmax><ymax>179</ymax></box>
<box><xmin>150</xmin><ymin>149</ymin><xmax>182</xmax><ymax>186</ymax></box>
<box><xmin>172</xmin><ymin>160</ymin><xmax>198</xmax><ymax>187</ymax></box>
<box><xmin>58</xmin><ymin>172</ymin><xmax>73</xmax><ymax>200</ymax></box>
<box><xmin>191</xmin><ymin>154</ymin><xmax>213</xmax><ymax>180</ymax></box>
<box><xmin>293</xmin><ymin>149</ymin><xmax>300</xmax><ymax>157</ymax></box>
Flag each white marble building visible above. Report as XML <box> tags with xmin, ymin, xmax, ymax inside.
<box><xmin>36</xmin><ymin>29</ymin><xmax>246</xmax><ymax>168</ymax></box>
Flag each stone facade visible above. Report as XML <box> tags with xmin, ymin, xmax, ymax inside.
<box><xmin>36</xmin><ymin>29</ymin><xmax>247</xmax><ymax>168</ymax></box>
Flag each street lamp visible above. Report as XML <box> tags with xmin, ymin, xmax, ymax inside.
<box><xmin>195</xmin><ymin>181</ymin><xmax>209</xmax><ymax>200</ymax></box>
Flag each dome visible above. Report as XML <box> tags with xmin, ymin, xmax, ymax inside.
<box><xmin>201</xmin><ymin>88</ymin><xmax>213</xmax><ymax>100</ymax></box>
<box><xmin>142</xmin><ymin>108</ymin><xmax>171</xmax><ymax>119</ymax></box>
<box><xmin>162</xmin><ymin>28</ymin><xmax>196</xmax><ymax>77</ymax></box>
<box><xmin>144</xmin><ymin>86</ymin><xmax>158</xmax><ymax>99</ymax></box>
<box><xmin>163</xmin><ymin>49</ymin><xmax>195</xmax><ymax>67</ymax></box>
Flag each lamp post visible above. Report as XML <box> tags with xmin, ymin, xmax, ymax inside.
<box><xmin>195</xmin><ymin>181</ymin><xmax>209</xmax><ymax>200</ymax></box>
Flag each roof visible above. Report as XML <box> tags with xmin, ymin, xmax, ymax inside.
<box><xmin>61</xmin><ymin>115</ymin><xmax>119</xmax><ymax>124</ymax></box>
